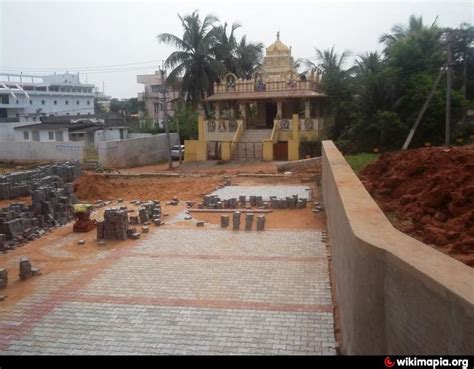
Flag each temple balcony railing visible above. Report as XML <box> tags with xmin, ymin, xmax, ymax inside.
<box><xmin>213</xmin><ymin>79</ymin><xmax>322</xmax><ymax>94</ymax></box>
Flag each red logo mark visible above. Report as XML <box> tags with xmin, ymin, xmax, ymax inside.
<box><xmin>384</xmin><ymin>357</ymin><xmax>395</xmax><ymax>368</ymax></box>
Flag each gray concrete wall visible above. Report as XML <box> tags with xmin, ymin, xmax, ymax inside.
<box><xmin>97</xmin><ymin>133</ymin><xmax>179</xmax><ymax>169</ymax></box>
<box><xmin>321</xmin><ymin>140</ymin><xmax>474</xmax><ymax>355</ymax></box>
<box><xmin>0</xmin><ymin>141</ymin><xmax>84</xmax><ymax>162</ymax></box>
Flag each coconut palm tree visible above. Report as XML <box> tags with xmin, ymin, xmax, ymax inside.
<box><xmin>157</xmin><ymin>11</ymin><xmax>224</xmax><ymax>104</ymax></box>
<box><xmin>213</xmin><ymin>22</ymin><xmax>241</xmax><ymax>75</ymax></box>
<box><xmin>379</xmin><ymin>15</ymin><xmax>427</xmax><ymax>47</ymax></box>
<box><xmin>304</xmin><ymin>46</ymin><xmax>352</xmax><ymax>75</ymax></box>
<box><xmin>235</xmin><ymin>36</ymin><xmax>264</xmax><ymax>79</ymax></box>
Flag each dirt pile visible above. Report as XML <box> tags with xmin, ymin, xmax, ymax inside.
<box><xmin>74</xmin><ymin>173</ymin><xmax>221</xmax><ymax>202</ymax></box>
<box><xmin>361</xmin><ymin>146</ymin><xmax>474</xmax><ymax>267</ymax></box>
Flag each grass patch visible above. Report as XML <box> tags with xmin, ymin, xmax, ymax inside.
<box><xmin>344</xmin><ymin>153</ymin><xmax>380</xmax><ymax>174</ymax></box>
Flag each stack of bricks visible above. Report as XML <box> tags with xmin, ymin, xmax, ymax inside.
<box><xmin>0</xmin><ymin>161</ymin><xmax>81</xmax><ymax>200</ymax></box>
<box><xmin>199</xmin><ymin>194</ymin><xmax>307</xmax><ymax>210</ymax></box>
<box><xmin>102</xmin><ymin>208</ymin><xmax>129</xmax><ymax>240</ymax></box>
<box><xmin>0</xmin><ymin>162</ymin><xmax>79</xmax><ymax>253</ymax></box>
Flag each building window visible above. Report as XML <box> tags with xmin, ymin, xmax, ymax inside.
<box><xmin>55</xmin><ymin>131</ymin><xmax>64</xmax><ymax>142</ymax></box>
<box><xmin>66</xmin><ymin>113</ymin><xmax>70</xmax><ymax>115</ymax></box>
<box><xmin>16</xmin><ymin>100</ymin><xmax>19</xmax><ymax>104</ymax></box>
<box><xmin>65</xmin><ymin>100</ymin><xmax>69</xmax><ymax>105</ymax></box>
<box><xmin>32</xmin><ymin>130</ymin><xmax>40</xmax><ymax>142</ymax></box>
<box><xmin>33</xmin><ymin>117</ymin><xmax>36</xmax><ymax>121</ymax></box>
<box><xmin>54</xmin><ymin>100</ymin><xmax>57</xmax><ymax>105</ymax></box>
<box><xmin>87</xmin><ymin>101</ymin><xmax>90</xmax><ymax>105</ymax></box>
<box><xmin>151</xmin><ymin>85</ymin><xmax>161</xmax><ymax>93</ymax></box>
<box><xmin>48</xmin><ymin>131</ymin><xmax>54</xmax><ymax>140</ymax></box>
<box><xmin>41</xmin><ymin>100</ymin><xmax>45</xmax><ymax>105</ymax></box>
<box><xmin>23</xmin><ymin>131</ymin><xmax>29</xmax><ymax>140</ymax></box>
<box><xmin>76</xmin><ymin>100</ymin><xmax>80</xmax><ymax>105</ymax></box>
<box><xmin>30</xmin><ymin>100</ymin><xmax>33</xmax><ymax>105</ymax></box>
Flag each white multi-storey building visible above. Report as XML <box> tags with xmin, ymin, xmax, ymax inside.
<box><xmin>0</xmin><ymin>72</ymin><xmax>96</xmax><ymax>140</ymax></box>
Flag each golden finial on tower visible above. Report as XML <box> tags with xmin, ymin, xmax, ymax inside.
<box><xmin>277</xmin><ymin>31</ymin><xmax>280</xmax><ymax>40</ymax></box>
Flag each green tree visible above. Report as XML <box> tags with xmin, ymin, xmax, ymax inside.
<box><xmin>168</xmin><ymin>103</ymin><xmax>199</xmax><ymax>141</ymax></box>
<box><xmin>157</xmin><ymin>11</ymin><xmax>224</xmax><ymax>104</ymax></box>
<box><xmin>235</xmin><ymin>36</ymin><xmax>264</xmax><ymax>79</ymax></box>
<box><xmin>214</xmin><ymin>22</ymin><xmax>241</xmax><ymax>75</ymax></box>
<box><xmin>304</xmin><ymin>46</ymin><xmax>355</xmax><ymax>137</ymax></box>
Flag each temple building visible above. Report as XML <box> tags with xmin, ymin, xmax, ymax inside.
<box><xmin>184</xmin><ymin>33</ymin><xmax>334</xmax><ymax>162</ymax></box>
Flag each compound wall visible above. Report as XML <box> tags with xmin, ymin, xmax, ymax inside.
<box><xmin>322</xmin><ymin>140</ymin><xmax>474</xmax><ymax>355</ymax></box>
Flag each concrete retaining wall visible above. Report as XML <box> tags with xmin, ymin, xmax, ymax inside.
<box><xmin>0</xmin><ymin>141</ymin><xmax>85</xmax><ymax>162</ymax></box>
<box><xmin>98</xmin><ymin>133</ymin><xmax>178</xmax><ymax>169</ymax></box>
<box><xmin>321</xmin><ymin>140</ymin><xmax>474</xmax><ymax>355</ymax></box>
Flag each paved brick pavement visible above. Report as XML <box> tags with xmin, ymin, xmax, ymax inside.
<box><xmin>0</xmin><ymin>228</ymin><xmax>336</xmax><ymax>355</ymax></box>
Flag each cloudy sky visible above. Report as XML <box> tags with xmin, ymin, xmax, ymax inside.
<box><xmin>1</xmin><ymin>0</ymin><xmax>472</xmax><ymax>98</ymax></box>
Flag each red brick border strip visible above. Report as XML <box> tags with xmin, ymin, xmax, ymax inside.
<box><xmin>127</xmin><ymin>252</ymin><xmax>326</xmax><ymax>263</ymax></box>
<box><xmin>69</xmin><ymin>294</ymin><xmax>333</xmax><ymax>313</ymax></box>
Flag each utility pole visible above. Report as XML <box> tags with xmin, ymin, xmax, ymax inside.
<box><xmin>445</xmin><ymin>31</ymin><xmax>453</xmax><ymax>146</ymax></box>
<box><xmin>402</xmin><ymin>66</ymin><xmax>446</xmax><ymax>150</ymax></box>
<box><xmin>159</xmin><ymin>63</ymin><xmax>173</xmax><ymax>170</ymax></box>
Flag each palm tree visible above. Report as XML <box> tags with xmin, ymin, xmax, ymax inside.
<box><xmin>379</xmin><ymin>15</ymin><xmax>439</xmax><ymax>52</ymax></box>
<box><xmin>304</xmin><ymin>46</ymin><xmax>352</xmax><ymax>75</ymax></box>
<box><xmin>157</xmin><ymin>11</ymin><xmax>224</xmax><ymax>104</ymax></box>
<box><xmin>354</xmin><ymin>52</ymin><xmax>396</xmax><ymax>115</ymax></box>
<box><xmin>213</xmin><ymin>22</ymin><xmax>241</xmax><ymax>75</ymax></box>
<box><xmin>235</xmin><ymin>36</ymin><xmax>264</xmax><ymax>79</ymax></box>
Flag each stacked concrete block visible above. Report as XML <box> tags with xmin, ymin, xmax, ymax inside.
<box><xmin>232</xmin><ymin>211</ymin><xmax>241</xmax><ymax>230</ymax></box>
<box><xmin>19</xmin><ymin>257</ymin><xmax>33</xmax><ymax>280</ymax></box>
<box><xmin>221</xmin><ymin>215</ymin><xmax>229</xmax><ymax>228</ymax></box>
<box><xmin>0</xmin><ymin>268</ymin><xmax>7</xmax><ymax>288</ymax></box>
<box><xmin>0</xmin><ymin>234</ymin><xmax>6</xmax><ymax>253</ymax></box>
<box><xmin>257</xmin><ymin>216</ymin><xmax>266</xmax><ymax>231</ymax></box>
<box><xmin>103</xmin><ymin>208</ymin><xmax>129</xmax><ymax>240</ymax></box>
<box><xmin>0</xmin><ymin>161</ymin><xmax>80</xmax><ymax>200</ymax></box>
<box><xmin>245</xmin><ymin>213</ymin><xmax>254</xmax><ymax>231</ymax></box>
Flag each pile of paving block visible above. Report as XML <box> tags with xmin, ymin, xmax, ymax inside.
<box><xmin>0</xmin><ymin>161</ymin><xmax>81</xmax><ymax>200</ymax></box>
<box><xmin>198</xmin><ymin>194</ymin><xmax>307</xmax><ymax>210</ymax></box>
<box><xmin>0</xmin><ymin>162</ymin><xmax>80</xmax><ymax>253</ymax></box>
<box><xmin>97</xmin><ymin>208</ymin><xmax>129</xmax><ymax>240</ymax></box>
<box><xmin>97</xmin><ymin>200</ymin><xmax>162</xmax><ymax>241</ymax></box>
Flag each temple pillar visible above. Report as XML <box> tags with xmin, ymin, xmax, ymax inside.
<box><xmin>277</xmin><ymin>101</ymin><xmax>283</xmax><ymax>119</ymax></box>
<box><xmin>215</xmin><ymin>102</ymin><xmax>221</xmax><ymax>120</ymax></box>
<box><xmin>315</xmin><ymin>100</ymin><xmax>320</xmax><ymax>117</ymax></box>
<box><xmin>305</xmin><ymin>99</ymin><xmax>310</xmax><ymax>119</ymax></box>
<box><xmin>239</xmin><ymin>103</ymin><xmax>246</xmax><ymax>119</ymax></box>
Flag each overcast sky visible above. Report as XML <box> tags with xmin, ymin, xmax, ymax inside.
<box><xmin>1</xmin><ymin>0</ymin><xmax>472</xmax><ymax>98</ymax></box>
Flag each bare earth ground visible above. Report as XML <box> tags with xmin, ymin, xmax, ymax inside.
<box><xmin>0</xmin><ymin>160</ymin><xmax>337</xmax><ymax>355</ymax></box>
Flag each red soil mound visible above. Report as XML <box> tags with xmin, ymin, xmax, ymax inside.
<box><xmin>360</xmin><ymin>146</ymin><xmax>474</xmax><ymax>267</ymax></box>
